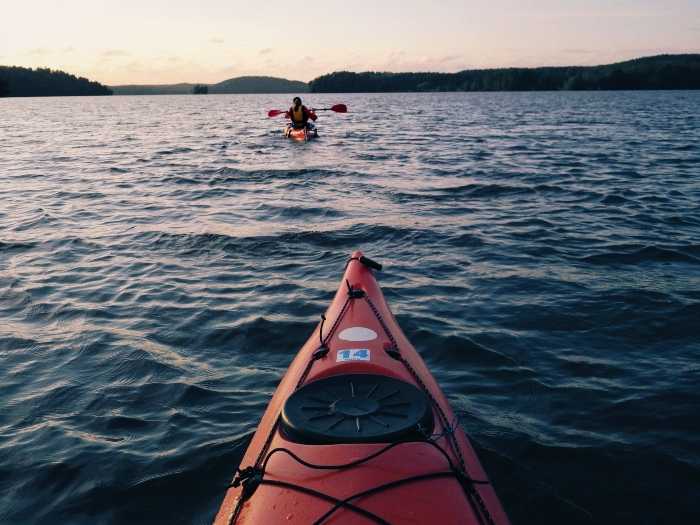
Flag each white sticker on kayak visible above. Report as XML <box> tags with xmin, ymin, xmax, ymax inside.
<box><xmin>338</xmin><ymin>327</ymin><xmax>378</xmax><ymax>342</ymax></box>
<box><xmin>336</xmin><ymin>349</ymin><xmax>371</xmax><ymax>362</ymax></box>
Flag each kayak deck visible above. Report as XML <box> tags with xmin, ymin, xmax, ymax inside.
<box><xmin>215</xmin><ymin>252</ymin><xmax>509</xmax><ymax>525</ymax></box>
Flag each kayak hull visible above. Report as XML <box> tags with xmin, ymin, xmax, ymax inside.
<box><xmin>284</xmin><ymin>125</ymin><xmax>317</xmax><ymax>141</ymax></box>
<box><xmin>214</xmin><ymin>252</ymin><xmax>509</xmax><ymax>525</ymax></box>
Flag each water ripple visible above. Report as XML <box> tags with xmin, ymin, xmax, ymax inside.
<box><xmin>1</xmin><ymin>91</ymin><xmax>699</xmax><ymax>524</ymax></box>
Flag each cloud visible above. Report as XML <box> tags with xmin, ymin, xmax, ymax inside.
<box><xmin>562</xmin><ymin>48</ymin><xmax>596</xmax><ymax>55</ymax></box>
<box><xmin>26</xmin><ymin>48</ymin><xmax>51</xmax><ymax>56</ymax></box>
<box><xmin>102</xmin><ymin>49</ymin><xmax>130</xmax><ymax>58</ymax></box>
<box><xmin>434</xmin><ymin>55</ymin><xmax>461</xmax><ymax>65</ymax></box>
<box><xmin>386</xmin><ymin>50</ymin><xmax>408</xmax><ymax>62</ymax></box>
<box><xmin>210</xmin><ymin>37</ymin><xmax>224</xmax><ymax>44</ymax></box>
<box><xmin>259</xmin><ymin>48</ymin><xmax>273</xmax><ymax>55</ymax></box>
<box><xmin>369</xmin><ymin>51</ymin><xmax>467</xmax><ymax>73</ymax></box>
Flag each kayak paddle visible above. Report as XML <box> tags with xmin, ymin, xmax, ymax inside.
<box><xmin>312</xmin><ymin>104</ymin><xmax>348</xmax><ymax>113</ymax></box>
<box><xmin>267</xmin><ymin>104</ymin><xmax>347</xmax><ymax>117</ymax></box>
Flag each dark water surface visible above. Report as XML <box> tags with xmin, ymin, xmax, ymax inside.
<box><xmin>1</xmin><ymin>92</ymin><xmax>699</xmax><ymax>524</ymax></box>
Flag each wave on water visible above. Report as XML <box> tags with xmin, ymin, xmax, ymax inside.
<box><xmin>1</xmin><ymin>91</ymin><xmax>699</xmax><ymax>524</ymax></box>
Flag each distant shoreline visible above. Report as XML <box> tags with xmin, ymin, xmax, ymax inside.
<box><xmin>1</xmin><ymin>54</ymin><xmax>699</xmax><ymax>97</ymax></box>
<box><xmin>309</xmin><ymin>55</ymin><xmax>700</xmax><ymax>93</ymax></box>
<box><xmin>4</xmin><ymin>89</ymin><xmax>700</xmax><ymax>101</ymax></box>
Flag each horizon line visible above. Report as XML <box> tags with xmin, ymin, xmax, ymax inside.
<box><xmin>3</xmin><ymin>52</ymin><xmax>698</xmax><ymax>87</ymax></box>
<box><xmin>103</xmin><ymin>52</ymin><xmax>699</xmax><ymax>87</ymax></box>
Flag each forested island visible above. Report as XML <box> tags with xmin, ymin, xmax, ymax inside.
<box><xmin>111</xmin><ymin>76</ymin><xmax>308</xmax><ymax>95</ymax></box>
<box><xmin>309</xmin><ymin>55</ymin><xmax>700</xmax><ymax>92</ymax></box>
<box><xmin>0</xmin><ymin>66</ymin><xmax>112</xmax><ymax>97</ymax></box>
<box><xmin>209</xmin><ymin>76</ymin><xmax>308</xmax><ymax>94</ymax></box>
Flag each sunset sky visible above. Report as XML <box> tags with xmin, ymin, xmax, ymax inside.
<box><xmin>2</xmin><ymin>0</ymin><xmax>699</xmax><ymax>85</ymax></box>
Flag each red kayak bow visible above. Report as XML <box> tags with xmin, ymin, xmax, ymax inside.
<box><xmin>215</xmin><ymin>252</ymin><xmax>510</xmax><ymax>525</ymax></box>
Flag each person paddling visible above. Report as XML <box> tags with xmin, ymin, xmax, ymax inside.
<box><xmin>286</xmin><ymin>97</ymin><xmax>317</xmax><ymax>131</ymax></box>
<box><xmin>266</xmin><ymin>102</ymin><xmax>347</xmax><ymax>140</ymax></box>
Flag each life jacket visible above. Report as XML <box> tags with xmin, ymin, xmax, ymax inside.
<box><xmin>291</xmin><ymin>105</ymin><xmax>307</xmax><ymax>125</ymax></box>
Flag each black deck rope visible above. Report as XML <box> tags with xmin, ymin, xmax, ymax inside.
<box><xmin>312</xmin><ymin>471</ymin><xmax>474</xmax><ymax>525</ymax></box>
<box><xmin>234</xmin><ymin>436</ymin><xmax>489</xmax><ymax>524</ymax></box>
<box><xmin>320</xmin><ymin>295</ymin><xmax>352</xmax><ymax>349</ymax></box>
<box><xmin>318</xmin><ymin>314</ymin><xmax>326</xmax><ymax>346</ymax></box>
<box><xmin>260</xmin><ymin>438</ymin><xmax>477</xmax><ymax>476</ymax></box>
<box><xmin>363</xmin><ymin>294</ymin><xmax>497</xmax><ymax>525</ymax></box>
<box><xmin>246</xmin><ymin>438</ymin><xmax>489</xmax><ymax>525</ymax></box>
<box><xmin>344</xmin><ymin>256</ymin><xmax>360</xmax><ymax>269</ymax></box>
<box><xmin>259</xmin><ymin>479</ymin><xmax>391</xmax><ymax>525</ymax></box>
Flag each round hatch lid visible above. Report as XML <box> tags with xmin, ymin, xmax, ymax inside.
<box><xmin>281</xmin><ymin>374</ymin><xmax>434</xmax><ymax>444</ymax></box>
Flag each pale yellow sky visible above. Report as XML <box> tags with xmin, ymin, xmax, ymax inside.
<box><xmin>1</xmin><ymin>0</ymin><xmax>698</xmax><ymax>85</ymax></box>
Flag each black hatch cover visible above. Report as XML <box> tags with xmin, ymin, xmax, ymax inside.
<box><xmin>281</xmin><ymin>374</ymin><xmax>434</xmax><ymax>444</ymax></box>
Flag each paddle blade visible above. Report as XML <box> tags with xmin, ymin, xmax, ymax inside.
<box><xmin>267</xmin><ymin>109</ymin><xmax>285</xmax><ymax>117</ymax></box>
<box><xmin>330</xmin><ymin>104</ymin><xmax>348</xmax><ymax>113</ymax></box>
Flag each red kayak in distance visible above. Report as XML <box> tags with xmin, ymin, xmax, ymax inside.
<box><xmin>214</xmin><ymin>252</ymin><xmax>510</xmax><ymax>525</ymax></box>
<box><xmin>284</xmin><ymin>124</ymin><xmax>318</xmax><ymax>141</ymax></box>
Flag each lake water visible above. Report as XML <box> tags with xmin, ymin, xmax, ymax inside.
<box><xmin>1</xmin><ymin>91</ymin><xmax>699</xmax><ymax>524</ymax></box>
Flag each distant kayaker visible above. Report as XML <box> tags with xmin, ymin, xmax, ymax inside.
<box><xmin>286</xmin><ymin>97</ymin><xmax>317</xmax><ymax>130</ymax></box>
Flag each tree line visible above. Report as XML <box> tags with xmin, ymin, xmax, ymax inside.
<box><xmin>3</xmin><ymin>54</ymin><xmax>698</xmax><ymax>97</ymax></box>
<box><xmin>0</xmin><ymin>66</ymin><xmax>112</xmax><ymax>97</ymax></box>
<box><xmin>309</xmin><ymin>55</ymin><xmax>700</xmax><ymax>92</ymax></box>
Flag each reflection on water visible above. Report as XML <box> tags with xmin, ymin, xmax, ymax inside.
<box><xmin>1</xmin><ymin>91</ymin><xmax>699</xmax><ymax>524</ymax></box>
